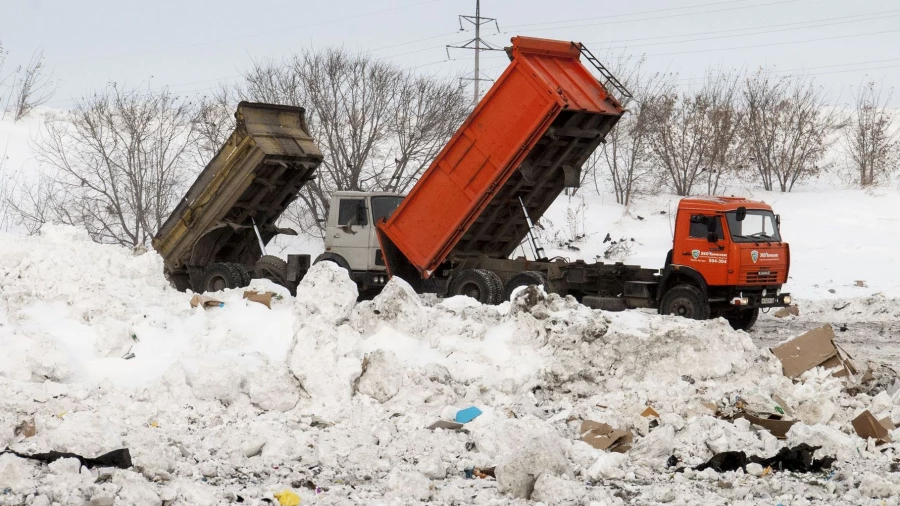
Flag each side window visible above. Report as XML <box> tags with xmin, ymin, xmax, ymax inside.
<box><xmin>337</xmin><ymin>199</ymin><xmax>368</xmax><ymax>226</ymax></box>
<box><xmin>688</xmin><ymin>215</ymin><xmax>722</xmax><ymax>240</ymax></box>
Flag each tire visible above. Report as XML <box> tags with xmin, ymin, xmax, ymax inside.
<box><xmin>659</xmin><ymin>284</ymin><xmax>710</xmax><ymax>320</ymax></box>
<box><xmin>199</xmin><ymin>262</ymin><xmax>248</xmax><ymax>293</ymax></box>
<box><xmin>254</xmin><ymin>255</ymin><xmax>288</xmax><ymax>285</ymax></box>
<box><xmin>503</xmin><ymin>271</ymin><xmax>548</xmax><ymax>301</ymax></box>
<box><xmin>727</xmin><ymin>308</ymin><xmax>759</xmax><ymax>331</ymax></box>
<box><xmin>449</xmin><ymin>269</ymin><xmax>503</xmax><ymax>305</ymax></box>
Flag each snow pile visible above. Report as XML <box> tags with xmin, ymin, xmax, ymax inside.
<box><xmin>1</xmin><ymin>227</ymin><xmax>900</xmax><ymax>505</ymax></box>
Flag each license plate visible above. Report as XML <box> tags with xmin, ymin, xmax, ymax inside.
<box><xmin>761</xmin><ymin>297</ymin><xmax>775</xmax><ymax>304</ymax></box>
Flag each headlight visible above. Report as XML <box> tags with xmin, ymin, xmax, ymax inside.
<box><xmin>783</xmin><ymin>295</ymin><xmax>792</xmax><ymax>305</ymax></box>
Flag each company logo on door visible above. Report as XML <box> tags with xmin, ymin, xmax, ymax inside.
<box><xmin>751</xmin><ymin>250</ymin><xmax>780</xmax><ymax>263</ymax></box>
<box><xmin>690</xmin><ymin>250</ymin><xmax>727</xmax><ymax>264</ymax></box>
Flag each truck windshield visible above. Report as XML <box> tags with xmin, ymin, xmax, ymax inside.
<box><xmin>726</xmin><ymin>210</ymin><xmax>781</xmax><ymax>242</ymax></box>
<box><xmin>371</xmin><ymin>196</ymin><xmax>404</xmax><ymax>223</ymax></box>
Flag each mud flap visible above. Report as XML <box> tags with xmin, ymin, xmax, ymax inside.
<box><xmin>376</xmin><ymin>228</ymin><xmax>425</xmax><ymax>293</ymax></box>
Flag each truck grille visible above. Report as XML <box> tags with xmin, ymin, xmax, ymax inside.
<box><xmin>743</xmin><ymin>271</ymin><xmax>778</xmax><ymax>284</ymax></box>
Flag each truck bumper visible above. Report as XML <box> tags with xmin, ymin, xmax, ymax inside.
<box><xmin>731</xmin><ymin>292</ymin><xmax>791</xmax><ymax>308</ymax></box>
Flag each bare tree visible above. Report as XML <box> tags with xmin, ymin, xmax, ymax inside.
<box><xmin>646</xmin><ymin>91</ymin><xmax>712</xmax><ymax>196</ymax></box>
<box><xmin>700</xmin><ymin>71</ymin><xmax>746</xmax><ymax>194</ymax></box>
<box><xmin>592</xmin><ymin>56</ymin><xmax>672</xmax><ymax>204</ymax></box>
<box><xmin>21</xmin><ymin>86</ymin><xmax>198</xmax><ymax>245</ymax></box>
<box><xmin>644</xmin><ymin>70</ymin><xmax>746</xmax><ymax>196</ymax></box>
<box><xmin>742</xmin><ymin>71</ymin><xmax>842</xmax><ymax>192</ymax></box>
<box><xmin>204</xmin><ymin>48</ymin><xmax>469</xmax><ymax>238</ymax></box>
<box><xmin>11</xmin><ymin>49</ymin><xmax>55</xmax><ymax>121</ymax></box>
<box><xmin>843</xmin><ymin>81</ymin><xmax>900</xmax><ymax>187</ymax></box>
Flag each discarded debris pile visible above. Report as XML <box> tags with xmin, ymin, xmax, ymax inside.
<box><xmin>675</xmin><ymin>443</ymin><xmax>835</xmax><ymax>474</ymax></box>
<box><xmin>2</xmin><ymin>227</ymin><xmax>900</xmax><ymax>504</ymax></box>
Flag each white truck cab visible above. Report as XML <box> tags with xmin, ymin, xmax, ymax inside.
<box><xmin>317</xmin><ymin>191</ymin><xmax>404</xmax><ymax>291</ymax></box>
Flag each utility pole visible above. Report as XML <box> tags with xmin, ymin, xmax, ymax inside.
<box><xmin>446</xmin><ymin>0</ymin><xmax>501</xmax><ymax>106</ymax></box>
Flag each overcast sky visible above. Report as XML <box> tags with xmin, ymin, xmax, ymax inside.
<box><xmin>3</xmin><ymin>0</ymin><xmax>900</xmax><ymax>109</ymax></box>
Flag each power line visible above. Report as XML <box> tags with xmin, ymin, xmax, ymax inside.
<box><xmin>54</xmin><ymin>0</ymin><xmax>442</xmax><ymax>66</ymax></box>
<box><xmin>646</xmin><ymin>27</ymin><xmax>900</xmax><ymax>57</ymax></box>
<box><xmin>586</xmin><ymin>9</ymin><xmax>900</xmax><ymax>49</ymax></box>
<box><xmin>447</xmin><ymin>0</ymin><xmax>502</xmax><ymax>106</ymax></box>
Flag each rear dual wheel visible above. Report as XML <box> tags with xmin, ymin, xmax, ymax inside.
<box><xmin>197</xmin><ymin>262</ymin><xmax>250</xmax><ymax>293</ymax></box>
<box><xmin>448</xmin><ymin>269</ymin><xmax>503</xmax><ymax>305</ymax></box>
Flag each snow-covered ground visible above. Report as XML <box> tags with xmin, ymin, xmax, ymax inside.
<box><xmin>2</xmin><ymin>225</ymin><xmax>900</xmax><ymax>505</ymax></box>
<box><xmin>4</xmin><ymin>112</ymin><xmax>900</xmax><ymax>505</ymax></box>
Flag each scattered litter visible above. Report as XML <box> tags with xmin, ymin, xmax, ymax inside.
<box><xmin>0</xmin><ymin>448</ymin><xmax>132</xmax><ymax>469</ymax></box>
<box><xmin>855</xmin><ymin>280</ymin><xmax>867</xmax><ymax>287</ymax></box>
<box><xmin>274</xmin><ymin>489</ymin><xmax>301</xmax><ymax>506</ymax></box>
<box><xmin>852</xmin><ymin>410</ymin><xmax>892</xmax><ymax>444</ymax></box>
<box><xmin>770</xmin><ymin>325</ymin><xmax>856</xmax><ymax>379</ymax></box>
<box><xmin>426</xmin><ymin>420</ymin><xmax>466</xmax><ymax>432</ymax></box>
<box><xmin>679</xmin><ymin>444</ymin><xmax>834</xmax><ymax>474</ymax></box>
<box><xmin>735</xmin><ymin>412</ymin><xmax>797</xmax><ymax>439</ymax></box>
<box><xmin>243</xmin><ymin>290</ymin><xmax>277</xmax><ymax>308</ymax></box>
<box><xmin>641</xmin><ymin>406</ymin><xmax>660</xmax><ymax>418</ymax></box>
<box><xmin>473</xmin><ymin>467</ymin><xmax>495</xmax><ymax>479</ymax></box>
<box><xmin>579</xmin><ymin>420</ymin><xmax>633</xmax><ymax>452</ymax></box>
<box><xmin>455</xmin><ymin>406</ymin><xmax>483</xmax><ymax>424</ymax></box>
<box><xmin>833</xmin><ymin>302</ymin><xmax>851</xmax><ymax>311</ymax></box>
<box><xmin>774</xmin><ymin>305</ymin><xmax>800</xmax><ymax>318</ymax></box>
<box><xmin>190</xmin><ymin>294</ymin><xmax>224</xmax><ymax>309</ymax></box>
<box><xmin>13</xmin><ymin>419</ymin><xmax>35</xmax><ymax>438</ymax></box>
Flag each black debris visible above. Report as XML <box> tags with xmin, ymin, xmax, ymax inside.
<box><xmin>637</xmin><ymin>216</ymin><xmax>644</xmax><ymax>220</ymax></box>
<box><xmin>677</xmin><ymin>444</ymin><xmax>835</xmax><ymax>474</ymax></box>
<box><xmin>1</xmin><ymin>448</ymin><xmax>132</xmax><ymax>469</ymax></box>
<box><xmin>603</xmin><ymin>233</ymin><xmax>611</xmax><ymax>243</ymax></box>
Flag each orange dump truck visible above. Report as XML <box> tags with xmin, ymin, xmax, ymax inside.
<box><xmin>375</xmin><ymin>36</ymin><xmax>791</xmax><ymax>330</ymax></box>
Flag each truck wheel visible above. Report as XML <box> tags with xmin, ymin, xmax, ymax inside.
<box><xmin>727</xmin><ymin>308</ymin><xmax>759</xmax><ymax>331</ymax></box>
<box><xmin>449</xmin><ymin>269</ymin><xmax>502</xmax><ymax>305</ymax></box>
<box><xmin>503</xmin><ymin>271</ymin><xmax>548</xmax><ymax>301</ymax></box>
<box><xmin>254</xmin><ymin>255</ymin><xmax>288</xmax><ymax>285</ymax></box>
<box><xmin>199</xmin><ymin>262</ymin><xmax>248</xmax><ymax>293</ymax></box>
<box><xmin>660</xmin><ymin>285</ymin><xmax>710</xmax><ymax>320</ymax></box>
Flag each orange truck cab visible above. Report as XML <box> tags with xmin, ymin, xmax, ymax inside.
<box><xmin>655</xmin><ymin>196</ymin><xmax>791</xmax><ymax>329</ymax></box>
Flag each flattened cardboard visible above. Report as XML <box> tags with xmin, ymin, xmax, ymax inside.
<box><xmin>190</xmin><ymin>294</ymin><xmax>223</xmax><ymax>309</ymax></box>
<box><xmin>853</xmin><ymin>410</ymin><xmax>891</xmax><ymax>443</ymax></box>
<box><xmin>879</xmin><ymin>417</ymin><xmax>897</xmax><ymax>431</ymax></box>
<box><xmin>771</xmin><ymin>325</ymin><xmax>851</xmax><ymax>379</ymax></box>
<box><xmin>243</xmin><ymin>290</ymin><xmax>275</xmax><ymax>308</ymax></box>
<box><xmin>641</xmin><ymin>407</ymin><xmax>660</xmax><ymax>418</ymax></box>
<box><xmin>427</xmin><ymin>420</ymin><xmax>466</xmax><ymax>432</ymax></box>
<box><xmin>735</xmin><ymin>413</ymin><xmax>797</xmax><ymax>439</ymax></box>
<box><xmin>774</xmin><ymin>305</ymin><xmax>800</xmax><ymax>318</ymax></box>
<box><xmin>579</xmin><ymin>420</ymin><xmax>633</xmax><ymax>452</ymax></box>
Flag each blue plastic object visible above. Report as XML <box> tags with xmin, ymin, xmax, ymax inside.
<box><xmin>455</xmin><ymin>406</ymin><xmax>483</xmax><ymax>424</ymax></box>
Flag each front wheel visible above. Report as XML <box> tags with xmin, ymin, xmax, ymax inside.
<box><xmin>659</xmin><ymin>285</ymin><xmax>710</xmax><ymax>320</ymax></box>
<box><xmin>726</xmin><ymin>308</ymin><xmax>759</xmax><ymax>331</ymax></box>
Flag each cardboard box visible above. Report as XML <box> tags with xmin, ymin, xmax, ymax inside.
<box><xmin>243</xmin><ymin>290</ymin><xmax>276</xmax><ymax>308</ymax></box>
<box><xmin>189</xmin><ymin>294</ymin><xmax>224</xmax><ymax>309</ymax></box>
<box><xmin>774</xmin><ymin>305</ymin><xmax>800</xmax><ymax>318</ymax></box>
<box><xmin>852</xmin><ymin>410</ymin><xmax>892</xmax><ymax>444</ymax></box>
<box><xmin>735</xmin><ymin>412</ymin><xmax>797</xmax><ymax>439</ymax></box>
<box><xmin>641</xmin><ymin>406</ymin><xmax>660</xmax><ymax>418</ymax></box>
<box><xmin>579</xmin><ymin>420</ymin><xmax>633</xmax><ymax>453</ymax></box>
<box><xmin>770</xmin><ymin>325</ymin><xmax>853</xmax><ymax>379</ymax></box>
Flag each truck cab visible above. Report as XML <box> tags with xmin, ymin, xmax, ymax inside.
<box><xmin>657</xmin><ymin>196</ymin><xmax>791</xmax><ymax>329</ymax></box>
<box><xmin>317</xmin><ymin>191</ymin><xmax>404</xmax><ymax>292</ymax></box>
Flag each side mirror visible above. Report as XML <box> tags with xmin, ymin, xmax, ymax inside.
<box><xmin>736</xmin><ymin>206</ymin><xmax>747</xmax><ymax>222</ymax></box>
<box><xmin>776</xmin><ymin>214</ymin><xmax>781</xmax><ymax>228</ymax></box>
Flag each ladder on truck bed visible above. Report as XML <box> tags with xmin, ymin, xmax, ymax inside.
<box><xmin>579</xmin><ymin>45</ymin><xmax>633</xmax><ymax>100</ymax></box>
